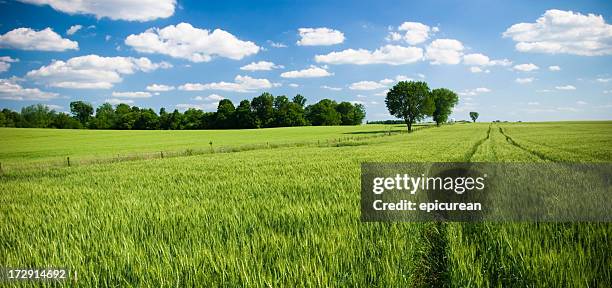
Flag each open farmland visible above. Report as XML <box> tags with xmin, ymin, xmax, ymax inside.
<box><xmin>1</xmin><ymin>122</ymin><xmax>611</xmax><ymax>286</ymax></box>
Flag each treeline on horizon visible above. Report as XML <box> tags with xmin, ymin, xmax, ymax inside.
<box><xmin>0</xmin><ymin>93</ymin><xmax>366</xmax><ymax>130</ymax></box>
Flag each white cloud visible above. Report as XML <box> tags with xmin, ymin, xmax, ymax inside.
<box><xmin>0</xmin><ymin>27</ymin><xmax>78</xmax><ymax>51</ymax></box>
<box><xmin>111</xmin><ymin>91</ymin><xmax>152</xmax><ymax>98</ymax></box>
<box><xmin>27</xmin><ymin>54</ymin><xmax>171</xmax><ymax>89</ymax></box>
<box><xmin>528</xmin><ymin>102</ymin><xmax>539</xmax><ymax>105</ymax></box>
<box><xmin>269</xmin><ymin>41</ymin><xmax>287</xmax><ymax>48</ymax></box>
<box><xmin>193</xmin><ymin>94</ymin><xmax>224</xmax><ymax>102</ymax></box>
<box><xmin>0</xmin><ymin>78</ymin><xmax>59</xmax><ymax>100</ymax></box>
<box><xmin>502</xmin><ymin>9</ymin><xmax>612</xmax><ymax>56</ymax></box>
<box><xmin>387</xmin><ymin>22</ymin><xmax>435</xmax><ymax>45</ymax></box>
<box><xmin>175</xmin><ymin>102</ymin><xmax>220</xmax><ymax>111</ymax></box>
<box><xmin>463</xmin><ymin>53</ymin><xmax>512</xmax><ymax>67</ymax></box>
<box><xmin>458</xmin><ymin>87</ymin><xmax>491</xmax><ymax>96</ymax></box>
<box><xmin>349</xmin><ymin>81</ymin><xmax>386</xmax><ymax>90</ymax></box>
<box><xmin>321</xmin><ymin>85</ymin><xmax>342</xmax><ymax>91</ymax></box>
<box><xmin>297</xmin><ymin>28</ymin><xmax>344</xmax><ymax>46</ymax></box>
<box><xmin>549</xmin><ymin>65</ymin><xmax>561</xmax><ymax>71</ymax></box>
<box><xmin>178</xmin><ymin>75</ymin><xmax>277</xmax><ymax>92</ymax></box>
<box><xmin>66</xmin><ymin>24</ymin><xmax>82</xmax><ymax>35</ymax></box>
<box><xmin>515</xmin><ymin>77</ymin><xmax>534</xmax><ymax>84</ymax></box>
<box><xmin>469</xmin><ymin>66</ymin><xmax>490</xmax><ymax>73</ymax></box>
<box><xmin>555</xmin><ymin>85</ymin><xmax>576</xmax><ymax>90</ymax></box>
<box><xmin>603</xmin><ymin>90</ymin><xmax>612</xmax><ymax>94</ymax></box>
<box><xmin>125</xmin><ymin>22</ymin><xmax>260</xmax><ymax>62</ymax></box>
<box><xmin>105</xmin><ymin>98</ymin><xmax>133</xmax><ymax>105</ymax></box>
<box><xmin>240</xmin><ymin>61</ymin><xmax>283</xmax><ymax>71</ymax></box>
<box><xmin>596</xmin><ymin>78</ymin><xmax>611</xmax><ymax>83</ymax></box>
<box><xmin>288</xmin><ymin>83</ymin><xmax>299</xmax><ymax>88</ymax></box>
<box><xmin>280</xmin><ymin>66</ymin><xmax>332</xmax><ymax>78</ymax></box>
<box><xmin>19</xmin><ymin>0</ymin><xmax>176</xmax><ymax>22</ymax></box>
<box><xmin>0</xmin><ymin>56</ymin><xmax>19</xmax><ymax>73</ymax></box>
<box><xmin>577</xmin><ymin>101</ymin><xmax>587</xmax><ymax>105</ymax></box>
<box><xmin>146</xmin><ymin>84</ymin><xmax>174</xmax><ymax>91</ymax></box>
<box><xmin>425</xmin><ymin>39</ymin><xmax>464</xmax><ymax>65</ymax></box>
<box><xmin>513</xmin><ymin>63</ymin><xmax>539</xmax><ymax>72</ymax></box>
<box><xmin>315</xmin><ymin>44</ymin><xmax>423</xmax><ymax>65</ymax></box>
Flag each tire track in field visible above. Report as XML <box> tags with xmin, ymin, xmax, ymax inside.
<box><xmin>498</xmin><ymin>127</ymin><xmax>554</xmax><ymax>162</ymax></box>
<box><xmin>465</xmin><ymin>124</ymin><xmax>492</xmax><ymax>162</ymax></box>
<box><xmin>415</xmin><ymin>125</ymin><xmax>492</xmax><ymax>286</ymax></box>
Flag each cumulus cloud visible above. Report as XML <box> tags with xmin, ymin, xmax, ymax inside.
<box><xmin>0</xmin><ymin>56</ymin><xmax>19</xmax><ymax>73</ymax></box>
<box><xmin>0</xmin><ymin>78</ymin><xmax>59</xmax><ymax>100</ymax></box>
<box><xmin>321</xmin><ymin>85</ymin><xmax>342</xmax><ymax>91</ymax></box>
<box><xmin>0</xmin><ymin>27</ymin><xmax>78</xmax><ymax>51</ymax></box>
<box><xmin>26</xmin><ymin>55</ymin><xmax>171</xmax><ymax>89</ymax></box>
<box><xmin>387</xmin><ymin>22</ymin><xmax>436</xmax><ymax>45</ymax></box>
<box><xmin>146</xmin><ymin>84</ymin><xmax>174</xmax><ymax>91</ymax></box>
<box><xmin>125</xmin><ymin>22</ymin><xmax>260</xmax><ymax>62</ymax></box>
<box><xmin>193</xmin><ymin>94</ymin><xmax>224</xmax><ymax>101</ymax></box>
<box><xmin>463</xmin><ymin>53</ymin><xmax>512</xmax><ymax>67</ymax></box>
<box><xmin>66</xmin><ymin>24</ymin><xmax>82</xmax><ymax>35</ymax></box>
<box><xmin>555</xmin><ymin>85</ymin><xmax>576</xmax><ymax>90</ymax></box>
<box><xmin>19</xmin><ymin>0</ymin><xmax>176</xmax><ymax>22</ymax></box>
<box><xmin>288</xmin><ymin>83</ymin><xmax>299</xmax><ymax>88</ymax></box>
<box><xmin>280</xmin><ymin>66</ymin><xmax>332</xmax><ymax>78</ymax></box>
<box><xmin>513</xmin><ymin>63</ymin><xmax>539</xmax><ymax>72</ymax></box>
<box><xmin>105</xmin><ymin>98</ymin><xmax>133</xmax><ymax>105</ymax></box>
<box><xmin>425</xmin><ymin>39</ymin><xmax>464</xmax><ymax>65</ymax></box>
<box><xmin>596</xmin><ymin>78</ymin><xmax>611</xmax><ymax>83</ymax></box>
<box><xmin>549</xmin><ymin>65</ymin><xmax>561</xmax><ymax>71</ymax></box>
<box><xmin>240</xmin><ymin>61</ymin><xmax>283</xmax><ymax>71</ymax></box>
<box><xmin>469</xmin><ymin>66</ymin><xmax>490</xmax><ymax>73</ymax></box>
<box><xmin>503</xmin><ymin>9</ymin><xmax>612</xmax><ymax>56</ymax></box>
<box><xmin>111</xmin><ymin>91</ymin><xmax>152</xmax><ymax>98</ymax></box>
<box><xmin>349</xmin><ymin>76</ymin><xmax>410</xmax><ymax>90</ymax></box>
<box><xmin>515</xmin><ymin>77</ymin><xmax>534</xmax><ymax>84</ymax></box>
<box><xmin>178</xmin><ymin>75</ymin><xmax>278</xmax><ymax>92</ymax></box>
<box><xmin>315</xmin><ymin>45</ymin><xmax>423</xmax><ymax>65</ymax></box>
<box><xmin>458</xmin><ymin>87</ymin><xmax>491</xmax><ymax>96</ymax></box>
<box><xmin>297</xmin><ymin>28</ymin><xmax>344</xmax><ymax>46</ymax></box>
<box><xmin>269</xmin><ymin>41</ymin><xmax>287</xmax><ymax>48</ymax></box>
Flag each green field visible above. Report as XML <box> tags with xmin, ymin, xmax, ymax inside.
<box><xmin>1</xmin><ymin>122</ymin><xmax>611</xmax><ymax>286</ymax></box>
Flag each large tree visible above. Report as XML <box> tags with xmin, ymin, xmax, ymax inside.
<box><xmin>431</xmin><ymin>88</ymin><xmax>459</xmax><ymax>126</ymax></box>
<box><xmin>215</xmin><ymin>99</ymin><xmax>236</xmax><ymax>129</ymax></box>
<box><xmin>469</xmin><ymin>112</ymin><xmax>479</xmax><ymax>123</ymax></box>
<box><xmin>251</xmin><ymin>92</ymin><xmax>274</xmax><ymax>128</ymax></box>
<box><xmin>305</xmin><ymin>99</ymin><xmax>341</xmax><ymax>126</ymax></box>
<box><xmin>69</xmin><ymin>101</ymin><xmax>93</xmax><ymax>125</ymax></box>
<box><xmin>234</xmin><ymin>100</ymin><xmax>257</xmax><ymax>129</ymax></box>
<box><xmin>385</xmin><ymin>81</ymin><xmax>433</xmax><ymax>132</ymax></box>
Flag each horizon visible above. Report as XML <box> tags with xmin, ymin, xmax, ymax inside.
<box><xmin>0</xmin><ymin>0</ymin><xmax>611</xmax><ymax>122</ymax></box>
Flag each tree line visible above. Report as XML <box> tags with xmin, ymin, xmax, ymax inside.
<box><xmin>0</xmin><ymin>93</ymin><xmax>366</xmax><ymax>130</ymax></box>
<box><xmin>385</xmin><ymin>81</ymin><xmax>460</xmax><ymax>131</ymax></box>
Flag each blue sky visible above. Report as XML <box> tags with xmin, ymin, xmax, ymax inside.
<box><xmin>0</xmin><ymin>0</ymin><xmax>611</xmax><ymax>121</ymax></box>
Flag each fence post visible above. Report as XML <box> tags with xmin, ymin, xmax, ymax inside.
<box><xmin>161</xmin><ymin>151</ymin><xmax>164</xmax><ymax>159</ymax></box>
<box><xmin>209</xmin><ymin>141</ymin><xmax>214</xmax><ymax>153</ymax></box>
<box><xmin>67</xmin><ymin>157</ymin><xmax>71</xmax><ymax>167</ymax></box>
<box><xmin>0</xmin><ymin>162</ymin><xmax>3</xmax><ymax>175</ymax></box>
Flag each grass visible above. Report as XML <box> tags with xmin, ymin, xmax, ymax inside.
<box><xmin>1</xmin><ymin>121</ymin><xmax>610</xmax><ymax>286</ymax></box>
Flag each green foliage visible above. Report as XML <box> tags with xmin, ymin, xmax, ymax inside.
<box><xmin>252</xmin><ymin>92</ymin><xmax>275</xmax><ymax>128</ymax></box>
<box><xmin>306</xmin><ymin>99</ymin><xmax>341</xmax><ymax>126</ymax></box>
<box><xmin>235</xmin><ymin>100</ymin><xmax>257</xmax><ymax>129</ymax></box>
<box><xmin>470</xmin><ymin>111</ymin><xmax>479</xmax><ymax>122</ymax></box>
<box><xmin>431</xmin><ymin>88</ymin><xmax>459</xmax><ymax>126</ymax></box>
<box><xmin>385</xmin><ymin>81</ymin><xmax>434</xmax><ymax>131</ymax></box>
<box><xmin>70</xmin><ymin>101</ymin><xmax>94</xmax><ymax>125</ymax></box>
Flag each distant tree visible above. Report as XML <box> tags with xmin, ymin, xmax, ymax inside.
<box><xmin>292</xmin><ymin>94</ymin><xmax>307</xmax><ymax>107</ymax></box>
<box><xmin>134</xmin><ymin>108</ymin><xmax>159</xmax><ymax>130</ymax></box>
<box><xmin>113</xmin><ymin>104</ymin><xmax>136</xmax><ymax>129</ymax></box>
<box><xmin>431</xmin><ymin>88</ymin><xmax>459</xmax><ymax>126</ymax></box>
<box><xmin>352</xmin><ymin>103</ymin><xmax>366</xmax><ymax>125</ymax></box>
<box><xmin>215</xmin><ymin>99</ymin><xmax>236</xmax><ymax>129</ymax></box>
<box><xmin>89</xmin><ymin>103</ymin><xmax>115</xmax><ymax>129</ymax></box>
<box><xmin>385</xmin><ymin>81</ymin><xmax>433</xmax><ymax>132</ymax></box>
<box><xmin>251</xmin><ymin>92</ymin><xmax>275</xmax><ymax>128</ymax></box>
<box><xmin>0</xmin><ymin>108</ymin><xmax>21</xmax><ymax>127</ymax></box>
<box><xmin>51</xmin><ymin>113</ymin><xmax>82</xmax><ymax>129</ymax></box>
<box><xmin>469</xmin><ymin>112</ymin><xmax>479</xmax><ymax>123</ymax></box>
<box><xmin>234</xmin><ymin>100</ymin><xmax>257</xmax><ymax>129</ymax></box>
<box><xmin>21</xmin><ymin>104</ymin><xmax>56</xmax><ymax>128</ymax></box>
<box><xmin>169</xmin><ymin>109</ymin><xmax>184</xmax><ymax>130</ymax></box>
<box><xmin>69</xmin><ymin>101</ymin><xmax>93</xmax><ymax>125</ymax></box>
<box><xmin>306</xmin><ymin>99</ymin><xmax>341</xmax><ymax>126</ymax></box>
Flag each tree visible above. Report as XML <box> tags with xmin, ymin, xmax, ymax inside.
<box><xmin>251</xmin><ymin>92</ymin><xmax>274</xmax><ymax>128</ymax></box>
<box><xmin>51</xmin><ymin>113</ymin><xmax>82</xmax><ymax>129</ymax></box>
<box><xmin>431</xmin><ymin>88</ymin><xmax>459</xmax><ymax>126</ymax></box>
<box><xmin>215</xmin><ymin>99</ymin><xmax>236</xmax><ymax>129</ymax></box>
<box><xmin>352</xmin><ymin>103</ymin><xmax>366</xmax><ymax>125</ymax></box>
<box><xmin>385</xmin><ymin>81</ymin><xmax>433</xmax><ymax>132</ymax></box>
<box><xmin>292</xmin><ymin>94</ymin><xmax>307</xmax><ymax>107</ymax></box>
<box><xmin>306</xmin><ymin>99</ymin><xmax>341</xmax><ymax>126</ymax></box>
<box><xmin>69</xmin><ymin>101</ymin><xmax>93</xmax><ymax>125</ymax></box>
<box><xmin>89</xmin><ymin>103</ymin><xmax>115</xmax><ymax>129</ymax></box>
<box><xmin>234</xmin><ymin>100</ymin><xmax>257</xmax><ymax>129</ymax></box>
<box><xmin>20</xmin><ymin>104</ymin><xmax>56</xmax><ymax>128</ymax></box>
<box><xmin>469</xmin><ymin>112</ymin><xmax>479</xmax><ymax>123</ymax></box>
